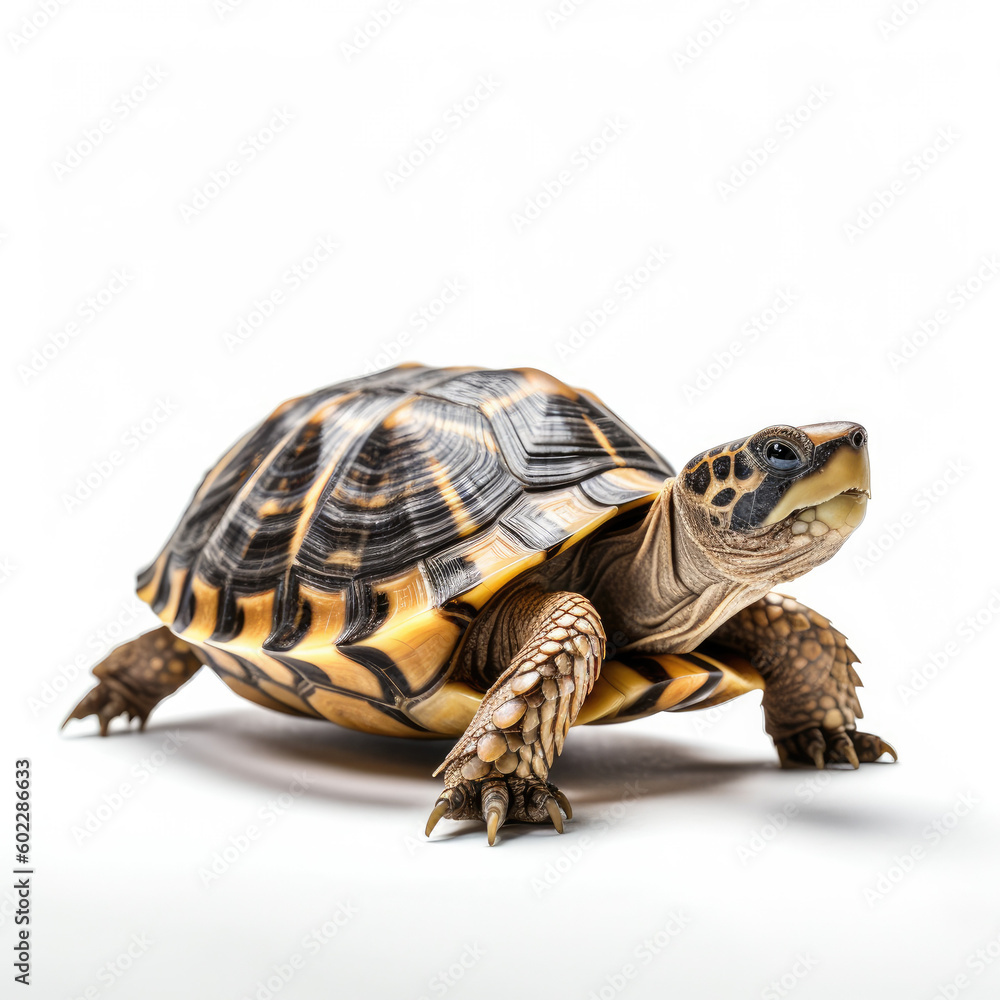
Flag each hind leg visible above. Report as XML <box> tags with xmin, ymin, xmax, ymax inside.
<box><xmin>709</xmin><ymin>593</ymin><xmax>896</xmax><ymax>768</ymax></box>
<box><xmin>426</xmin><ymin>591</ymin><xmax>604</xmax><ymax>846</ymax></box>
<box><xmin>63</xmin><ymin>627</ymin><xmax>203</xmax><ymax>736</ymax></box>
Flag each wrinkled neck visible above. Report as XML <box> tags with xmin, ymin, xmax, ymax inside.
<box><xmin>627</xmin><ymin>481</ymin><xmax>721</xmax><ymax>604</ymax></box>
<box><xmin>593</xmin><ymin>482</ymin><xmax>766</xmax><ymax>654</ymax></box>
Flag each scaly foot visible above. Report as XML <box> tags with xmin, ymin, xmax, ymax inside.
<box><xmin>775</xmin><ymin>726</ymin><xmax>897</xmax><ymax>769</ymax></box>
<box><xmin>63</xmin><ymin>627</ymin><xmax>202</xmax><ymax>736</ymax></box>
<box><xmin>425</xmin><ymin>775</ymin><xmax>572</xmax><ymax>846</ymax></box>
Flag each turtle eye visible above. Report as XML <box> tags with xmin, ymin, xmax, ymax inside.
<box><xmin>762</xmin><ymin>439</ymin><xmax>804</xmax><ymax>472</ymax></box>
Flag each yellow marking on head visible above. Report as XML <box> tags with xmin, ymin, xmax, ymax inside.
<box><xmin>762</xmin><ymin>445</ymin><xmax>871</xmax><ymax>526</ymax></box>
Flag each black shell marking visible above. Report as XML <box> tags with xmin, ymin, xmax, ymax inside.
<box><xmin>141</xmin><ymin>366</ymin><xmax>674</xmax><ymax>645</ymax></box>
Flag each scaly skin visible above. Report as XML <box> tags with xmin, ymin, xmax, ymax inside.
<box><xmin>62</xmin><ymin>627</ymin><xmax>203</xmax><ymax>736</ymax></box>
<box><xmin>709</xmin><ymin>593</ymin><xmax>896</xmax><ymax>768</ymax></box>
<box><xmin>426</xmin><ymin>591</ymin><xmax>604</xmax><ymax>845</ymax></box>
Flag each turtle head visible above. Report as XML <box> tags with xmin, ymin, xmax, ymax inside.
<box><xmin>673</xmin><ymin>422</ymin><xmax>870</xmax><ymax>583</ymax></box>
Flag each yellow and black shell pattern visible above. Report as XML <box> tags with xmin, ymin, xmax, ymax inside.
<box><xmin>137</xmin><ymin>365</ymin><xmax>673</xmax><ymax>737</ymax></box>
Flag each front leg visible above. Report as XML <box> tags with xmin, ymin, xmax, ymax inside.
<box><xmin>708</xmin><ymin>593</ymin><xmax>897</xmax><ymax>768</ymax></box>
<box><xmin>426</xmin><ymin>591</ymin><xmax>604</xmax><ymax>846</ymax></box>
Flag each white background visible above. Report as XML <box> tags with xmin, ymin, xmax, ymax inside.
<box><xmin>4</xmin><ymin>1</ymin><xmax>1000</xmax><ymax>998</ymax></box>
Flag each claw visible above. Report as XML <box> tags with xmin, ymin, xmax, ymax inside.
<box><xmin>61</xmin><ymin>689</ymin><xmax>101</xmax><ymax>731</ymax></box>
<box><xmin>485</xmin><ymin>810</ymin><xmax>501</xmax><ymax>846</ymax></box>
<box><xmin>553</xmin><ymin>788</ymin><xmax>573</xmax><ymax>820</ymax></box>
<box><xmin>545</xmin><ymin>797</ymin><xmax>564</xmax><ymax>834</ymax></box>
<box><xmin>424</xmin><ymin>799</ymin><xmax>451</xmax><ymax>838</ymax></box>
<box><xmin>851</xmin><ymin>731</ymin><xmax>899</xmax><ymax>764</ymax></box>
<box><xmin>828</xmin><ymin>732</ymin><xmax>860</xmax><ymax>769</ymax></box>
<box><xmin>482</xmin><ymin>781</ymin><xmax>509</xmax><ymax>847</ymax></box>
<box><xmin>811</xmin><ymin>747</ymin><xmax>825</xmax><ymax>769</ymax></box>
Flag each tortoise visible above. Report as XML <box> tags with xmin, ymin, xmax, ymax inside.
<box><xmin>65</xmin><ymin>364</ymin><xmax>896</xmax><ymax>845</ymax></box>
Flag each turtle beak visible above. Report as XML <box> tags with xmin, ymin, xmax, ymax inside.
<box><xmin>761</xmin><ymin>423</ymin><xmax>870</xmax><ymax>529</ymax></box>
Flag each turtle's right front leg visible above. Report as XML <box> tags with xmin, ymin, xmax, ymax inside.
<box><xmin>426</xmin><ymin>591</ymin><xmax>604</xmax><ymax>846</ymax></box>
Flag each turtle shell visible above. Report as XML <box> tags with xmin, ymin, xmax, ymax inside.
<box><xmin>137</xmin><ymin>365</ymin><xmax>673</xmax><ymax>736</ymax></box>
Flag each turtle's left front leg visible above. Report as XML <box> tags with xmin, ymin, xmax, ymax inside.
<box><xmin>708</xmin><ymin>593</ymin><xmax>897</xmax><ymax>768</ymax></box>
<box><xmin>426</xmin><ymin>590</ymin><xmax>604</xmax><ymax>845</ymax></box>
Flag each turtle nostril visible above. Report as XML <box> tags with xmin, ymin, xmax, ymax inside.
<box><xmin>850</xmin><ymin>429</ymin><xmax>867</xmax><ymax>449</ymax></box>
